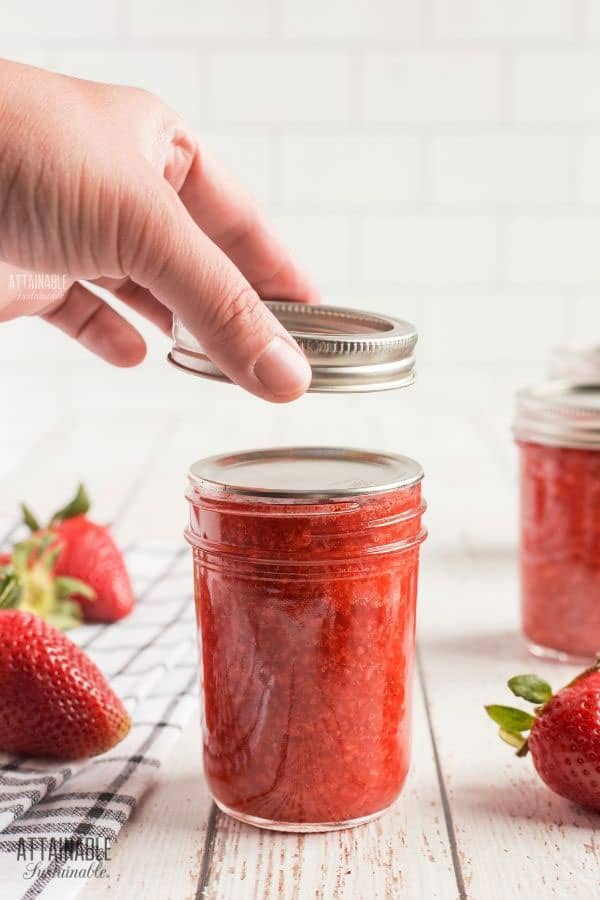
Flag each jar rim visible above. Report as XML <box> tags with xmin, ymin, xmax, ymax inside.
<box><xmin>514</xmin><ymin>380</ymin><xmax>600</xmax><ymax>449</ymax></box>
<box><xmin>188</xmin><ymin>446</ymin><xmax>424</xmax><ymax>502</ymax></box>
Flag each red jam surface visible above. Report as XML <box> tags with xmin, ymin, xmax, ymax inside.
<box><xmin>519</xmin><ymin>440</ymin><xmax>600</xmax><ymax>658</ymax></box>
<box><xmin>187</xmin><ymin>484</ymin><xmax>425</xmax><ymax>825</ymax></box>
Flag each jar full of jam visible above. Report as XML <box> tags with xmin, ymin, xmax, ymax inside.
<box><xmin>185</xmin><ymin>447</ymin><xmax>427</xmax><ymax>831</ymax></box>
<box><xmin>514</xmin><ymin>382</ymin><xmax>600</xmax><ymax>661</ymax></box>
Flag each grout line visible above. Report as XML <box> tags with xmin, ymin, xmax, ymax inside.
<box><xmin>421</xmin><ymin>0</ymin><xmax>435</xmax><ymax>41</ymax></box>
<box><xmin>264</xmin><ymin>201</ymin><xmax>579</xmax><ymax>215</ymax></box>
<box><xmin>573</xmin><ymin>0</ymin><xmax>590</xmax><ymax>42</ymax></box>
<box><xmin>419</xmin><ymin>133</ymin><xmax>432</xmax><ymax>208</ymax></box>
<box><xmin>35</xmin><ymin>35</ymin><xmax>600</xmax><ymax>53</ymax></box>
<box><xmin>346</xmin><ymin>212</ymin><xmax>363</xmax><ymax>286</ymax></box>
<box><xmin>267</xmin><ymin>0</ymin><xmax>282</xmax><ymax>41</ymax></box>
<box><xmin>416</xmin><ymin>645</ymin><xmax>468</xmax><ymax>900</ymax></box>
<box><xmin>169</xmin><ymin>121</ymin><xmax>600</xmax><ymax>136</ymax></box>
<box><xmin>268</xmin><ymin>129</ymin><xmax>284</xmax><ymax>208</ymax></box>
<box><xmin>494</xmin><ymin>212</ymin><xmax>510</xmax><ymax>289</ymax></box>
<box><xmin>563</xmin><ymin>288</ymin><xmax>578</xmax><ymax>341</ymax></box>
<box><xmin>568</xmin><ymin>133</ymin><xmax>583</xmax><ymax>207</ymax></box>
<box><xmin>498</xmin><ymin>48</ymin><xmax>514</xmax><ymax>126</ymax></box>
<box><xmin>349</xmin><ymin>50</ymin><xmax>364</xmax><ymax>122</ymax></box>
<box><xmin>116</xmin><ymin>0</ymin><xmax>132</xmax><ymax>39</ymax></box>
<box><xmin>195</xmin><ymin>802</ymin><xmax>220</xmax><ymax>899</ymax></box>
<box><xmin>152</xmin><ymin>121</ymin><xmax>600</xmax><ymax>137</ymax></box>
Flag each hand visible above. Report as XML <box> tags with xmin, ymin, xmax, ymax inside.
<box><xmin>0</xmin><ymin>59</ymin><xmax>318</xmax><ymax>402</ymax></box>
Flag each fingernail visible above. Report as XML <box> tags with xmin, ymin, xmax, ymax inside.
<box><xmin>253</xmin><ymin>337</ymin><xmax>312</xmax><ymax>399</ymax></box>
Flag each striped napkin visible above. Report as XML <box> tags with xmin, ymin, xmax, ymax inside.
<box><xmin>0</xmin><ymin>535</ymin><xmax>198</xmax><ymax>900</ymax></box>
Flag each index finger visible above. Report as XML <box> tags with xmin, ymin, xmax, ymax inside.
<box><xmin>175</xmin><ymin>141</ymin><xmax>320</xmax><ymax>304</ymax></box>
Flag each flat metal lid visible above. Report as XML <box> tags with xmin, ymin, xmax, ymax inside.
<box><xmin>189</xmin><ymin>446</ymin><xmax>423</xmax><ymax>500</ymax></box>
<box><xmin>169</xmin><ymin>301</ymin><xmax>417</xmax><ymax>393</ymax></box>
<box><xmin>549</xmin><ymin>345</ymin><xmax>600</xmax><ymax>380</ymax></box>
<box><xmin>514</xmin><ymin>381</ymin><xmax>600</xmax><ymax>449</ymax></box>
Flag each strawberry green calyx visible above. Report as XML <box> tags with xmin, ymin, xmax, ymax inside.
<box><xmin>21</xmin><ymin>483</ymin><xmax>91</xmax><ymax>533</ymax></box>
<box><xmin>508</xmin><ymin>674</ymin><xmax>553</xmax><ymax>704</ymax></box>
<box><xmin>489</xmin><ymin>660</ymin><xmax>600</xmax><ymax>810</ymax></box>
<box><xmin>0</xmin><ymin>571</ymin><xmax>20</xmax><ymax>608</ymax></box>
<box><xmin>485</xmin><ymin>673</ymin><xmax>554</xmax><ymax>757</ymax></box>
<box><xmin>485</xmin><ymin>704</ymin><xmax>536</xmax><ymax>755</ymax></box>
<box><xmin>0</xmin><ymin>535</ymin><xmax>95</xmax><ymax>630</ymax></box>
<box><xmin>21</xmin><ymin>503</ymin><xmax>41</xmax><ymax>532</ymax></box>
<box><xmin>49</xmin><ymin>483</ymin><xmax>91</xmax><ymax>525</ymax></box>
<box><xmin>486</xmin><ymin>705</ymin><xmax>536</xmax><ymax>731</ymax></box>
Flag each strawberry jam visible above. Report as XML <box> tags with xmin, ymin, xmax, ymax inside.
<box><xmin>186</xmin><ymin>447</ymin><xmax>426</xmax><ymax>831</ymax></box>
<box><xmin>519</xmin><ymin>441</ymin><xmax>600</xmax><ymax>659</ymax></box>
<box><xmin>515</xmin><ymin>383</ymin><xmax>600</xmax><ymax>661</ymax></box>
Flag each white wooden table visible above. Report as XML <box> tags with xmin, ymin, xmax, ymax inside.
<box><xmin>1</xmin><ymin>363</ymin><xmax>598</xmax><ymax>900</ymax></box>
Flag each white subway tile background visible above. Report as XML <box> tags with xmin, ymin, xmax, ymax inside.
<box><xmin>1</xmin><ymin>0</ymin><xmax>600</xmax><ymax>420</ymax></box>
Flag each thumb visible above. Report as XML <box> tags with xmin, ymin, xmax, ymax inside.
<box><xmin>127</xmin><ymin>180</ymin><xmax>312</xmax><ymax>403</ymax></box>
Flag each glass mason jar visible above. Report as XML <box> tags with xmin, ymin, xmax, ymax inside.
<box><xmin>514</xmin><ymin>382</ymin><xmax>600</xmax><ymax>661</ymax></box>
<box><xmin>185</xmin><ymin>447</ymin><xmax>426</xmax><ymax>832</ymax></box>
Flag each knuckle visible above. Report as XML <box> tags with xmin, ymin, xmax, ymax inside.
<box><xmin>212</xmin><ymin>285</ymin><xmax>263</xmax><ymax>344</ymax></box>
<box><xmin>133</xmin><ymin>87</ymin><xmax>181</xmax><ymax>135</ymax></box>
<box><xmin>124</xmin><ymin>85</ymin><xmax>163</xmax><ymax>112</ymax></box>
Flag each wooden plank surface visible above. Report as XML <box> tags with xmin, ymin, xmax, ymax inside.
<box><xmin>201</xmin><ymin>681</ymin><xmax>457</xmax><ymax>900</ymax></box>
<box><xmin>1</xmin><ymin>386</ymin><xmax>597</xmax><ymax>899</ymax></box>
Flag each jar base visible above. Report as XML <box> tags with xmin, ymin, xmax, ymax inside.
<box><xmin>214</xmin><ymin>799</ymin><xmax>393</xmax><ymax>833</ymax></box>
<box><xmin>526</xmin><ymin>638</ymin><xmax>594</xmax><ymax>665</ymax></box>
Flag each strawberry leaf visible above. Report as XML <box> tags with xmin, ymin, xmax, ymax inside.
<box><xmin>42</xmin><ymin>545</ymin><xmax>62</xmax><ymax>573</ymax></box>
<box><xmin>508</xmin><ymin>674</ymin><xmax>552</xmax><ymax>704</ymax></box>
<box><xmin>12</xmin><ymin>540</ymin><xmax>34</xmax><ymax>572</ymax></box>
<box><xmin>50</xmin><ymin>483</ymin><xmax>90</xmax><ymax>524</ymax></box>
<box><xmin>47</xmin><ymin>599</ymin><xmax>83</xmax><ymax>630</ymax></box>
<box><xmin>0</xmin><ymin>571</ymin><xmax>20</xmax><ymax>608</ymax></box>
<box><xmin>21</xmin><ymin>502</ymin><xmax>41</xmax><ymax>533</ymax></box>
<box><xmin>499</xmin><ymin>728</ymin><xmax>527</xmax><ymax>752</ymax></box>
<box><xmin>54</xmin><ymin>577</ymin><xmax>95</xmax><ymax>601</ymax></box>
<box><xmin>37</xmin><ymin>533</ymin><xmax>55</xmax><ymax>554</ymax></box>
<box><xmin>485</xmin><ymin>704</ymin><xmax>535</xmax><ymax>732</ymax></box>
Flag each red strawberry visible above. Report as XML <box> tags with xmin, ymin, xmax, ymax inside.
<box><xmin>51</xmin><ymin>516</ymin><xmax>134</xmax><ymax>623</ymax></box>
<box><xmin>0</xmin><ymin>609</ymin><xmax>131</xmax><ymax>759</ymax></box>
<box><xmin>486</xmin><ymin>662</ymin><xmax>600</xmax><ymax>810</ymax></box>
<box><xmin>22</xmin><ymin>484</ymin><xmax>135</xmax><ymax>623</ymax></box>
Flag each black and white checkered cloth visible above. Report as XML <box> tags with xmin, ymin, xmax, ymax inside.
<box><xmin>0</xmin><ymin>532</ymin><xmax>198</xmax><ymax>899</ymax></box>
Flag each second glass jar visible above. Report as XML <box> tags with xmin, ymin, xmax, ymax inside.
<box><xmin>515</xmin><ymin>382</ymin><xmax>600</xmax><ymax>661</ymax></box>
